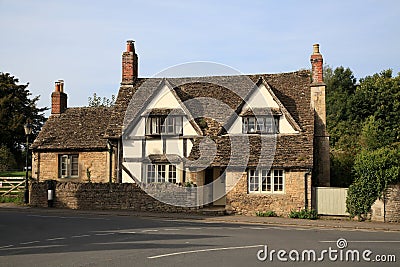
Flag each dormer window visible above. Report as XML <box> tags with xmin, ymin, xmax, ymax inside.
<box><xmin>242</xmin><ymin>116</ymin><xmax>279</xmax><ymax>134</ymax></box>
<box><xmin>145</xmin><ymin>116</ymin><xmax>183</xmax><ymax>136</ymax></box>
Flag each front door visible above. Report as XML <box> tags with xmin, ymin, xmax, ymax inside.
<box><xmin>204</xmin><ymin>168</ymin><xmax>214</xmax><ymax>206</ymax></box>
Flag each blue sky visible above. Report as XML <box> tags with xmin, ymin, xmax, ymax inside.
<box><xmin>1</xmin><ymin>0</ymin><xmax>399</xmax><ymax>114</ymax></box>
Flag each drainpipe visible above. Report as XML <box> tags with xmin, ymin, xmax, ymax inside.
<box><xmin>117</xmin><ymin>139</ymin><xmax>121</xmax><ymax>183</ymax></box>
<box><xmin>304</xmin><ymin>169</ymin><xmax>312</xmax><ymax>210</ymax></box>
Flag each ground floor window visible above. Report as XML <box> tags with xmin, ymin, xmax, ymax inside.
<box><xmin>59</xmin><ymin>154</ymin><xmax>79</xmax><ymax>178</ymax></box>
<box><xmin>146</xmin><ymin>164</ymin><xmax>178</xmax><ymax>184</ymax></box>
<box><xmin>248</xmin><ymin>169</ymin><xmax>284</xmax><ymax>193</ymax></box>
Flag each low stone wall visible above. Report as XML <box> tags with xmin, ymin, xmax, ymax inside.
<box><xmin>371</xmin><ymin>184</ymin><xmax>400</xmax><ymax>223</ymax></box>
<box><xmin>29</xmin><ymin>181</ymin><xmax>199</xmax><ymax>213</ymax></box>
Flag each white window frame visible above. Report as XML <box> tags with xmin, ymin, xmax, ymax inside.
<box><xmin>146</xmin><ymin>164</ymin><xmax>178</xmax><ymax>184</ymax></box>
<box><xmin>59</xmin><ymin>154</ymin><xmax>79</xmax><ymax>178</ymax></box>
<box><xmin>242</xmin><ymin>116</ymin><xmax>280</xmax><ymax>134</ymax></box>
<box><xmin>248</xmin><ymin>169</ymin><xmax>284</xmax><ymax>194</ymax></box>
<box><xmin>145</xmin><ymin>116</ymin><xmax>183</xmax><ymax>136</ymax></box>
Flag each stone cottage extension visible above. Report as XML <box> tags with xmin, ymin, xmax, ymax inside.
<box><xmin>31</xmin><ymin>41</ymin><xmax>330</xmax><ymax>215</ymax></box>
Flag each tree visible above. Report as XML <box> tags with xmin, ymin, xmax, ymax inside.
<box><xmin>351</xmin><ymin>70</ymin><xmax>400</xmax><ymax>147</ymax></box>
<box><xmin>0</xmin><ymin>72</ymin><xmax>47</xmax><ymax>166</ymax></box>
<box><xmin>325</xmin><ymin>66</ymin><xmax>358</xmax><ymax>149</ymax></box>
<box><xmin>88</xmin><ymin>93</ymin><xmax>115</xmax><ymax>107</ymax></box>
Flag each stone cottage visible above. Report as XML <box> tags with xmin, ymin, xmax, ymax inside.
<box><xmin>31</xmin><ymin>41</ymin><xmax>330</xmax><ymax>215</ymax></box>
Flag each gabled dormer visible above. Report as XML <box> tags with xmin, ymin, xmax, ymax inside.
<box><xmin>227</xmin><ymin>77</ymin><xmax>300</xmax><ymax>135</ymax></box>
<box><xmin>123</xmin><ymin>78</ymin><xmax>202</xmax><ymax>138</ymax></box>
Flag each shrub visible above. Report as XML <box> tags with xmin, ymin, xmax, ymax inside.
<box><xmin>289</xmin><ymin>209</ymin><xmax>318</xmax><ymax>220</ymax></box>
<box><xmin>256</xmin><ymin>211</ymin><xmax>277</xmax><ymax>217</ymax></box>
<box><xmin>346</xmin><ymin>146</ymin><xmax>400</xmax><ymax>220</ymax></box>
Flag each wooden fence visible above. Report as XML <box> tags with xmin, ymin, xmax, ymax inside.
<box><xmin>313</xmin><ymin>187</ymin><xmax>348</xmax><ymax>216</ymax></box>
<box><xmin>0</xmin><ymin>177</ymin><xmax>25</xmax><ymax>196</ymax></box>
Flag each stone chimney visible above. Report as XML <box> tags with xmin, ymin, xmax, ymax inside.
<box><xmin>51</xmin><ymin>80</ymin><xmax>67</xmax><ymax>115</ymax></box>
<box><xmin>121</xmin><ymin>40</ymin><xmax>138</xmax><ymax>84</ymax></box>
<box><xmin>310</xmin><ymin>44</ymin><xmax>330</xmax><ymax>186</ymax></box>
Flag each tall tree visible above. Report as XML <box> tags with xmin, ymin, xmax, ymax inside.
<box><xmin>0</xmin><ymin>72</ymin><xmax>47</xmax><ymax>165</ymax></box>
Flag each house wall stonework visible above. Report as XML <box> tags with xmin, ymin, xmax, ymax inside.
<box><xmin>226</xmin><ymin>170</ymin><xmax>311</xmax><ymax>216</ymax></box>
<box><xmin>32</xmin><ymin>151</ymin><xmax>110</xmax><ymax>183</ymax></box>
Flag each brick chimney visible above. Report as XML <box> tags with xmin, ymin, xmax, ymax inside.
<box><xmin>51</xmin><ymin>80</ymin><xmax>67</xmax><ymax>115</ymax></box>
<box><xmin>310</xmin><ymin>44</ymin><xmax>324</xmax><ymax>84</ymax></box>
<box><xmin>121</xmin><ymin>40</ymin><xmax>138</xmax><ymax>84</ymax></box>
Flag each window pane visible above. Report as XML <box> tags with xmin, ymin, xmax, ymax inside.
<box><xmin>168</xmin><ymin>165</ymin><xmax>177</xmax><ymax>183</ymax></box>
<box><xmin>145</xmin><ymin>117</ymin><xmax>151</xmax><ymax>135</ymax></box>
<box><xmin>157</xmin><ymin>164</ymin><xmax>166</xmax><ymax>182</ymax></box>
<box><xmin>151</xmin><ymin>118</ymin><xmax>159</xmax><ymax>134</ymax></box>
<box><xmin>248</xmin><ymin>117</ymin><xmax>255</xmax><ymax>133</ymax></box>
<box><xmin>147</xmin><ymin>164</ymin><xmax>156</xmax><ymax>183</ymax></box>
<box><xmin>274</xmin><ymin>116</ymin><xmax>280</xmax><ymax>133</ymax></box>
<box><xmin>267</xmin><ymin>170</ymin><xmax>272</xmax><ymax>191</ymax></box>
<box><xmin>261</xmin><ymin>170</ymin><xmax>267</xmax><ymax>191</ymax></box>
<box><xmin>167</xmin><ymin>117</ymin><xmax>174</xmax><ymax>134</ymax></box>
<box><xmin>248</xmin><ymin>169</ymin><xmax>259</xmax><ymax>192</ymax></box>
<box><xmin>273</xmin><ymin>170</ymin><xmax>283</xmax><ymax>192</ymax></box>
<box><xmin>60</xmin><ymin>156</ymin><xmax>68</xmax><ymax>177</ymax></box>
<box><xmin>175</xmin><ymin>117</ymin><xmax>183</xmax><ymax>135</ymax></box>
<box><xmin>71</xmin><ymin>155</ymin><xmax>79</xmax><ymax>176</ymax></box>
<box><xmin>242</xmin><ymin>117</ymin><xmax>248</xmax><ymax>133</ymax></box>
<box><xmin>257</xmin><ymin>118</ymin><xmax>265</xmax><ymax>133</ymax></box>
<box><xmin>160</xmin><ymin>117</ymin><xmax>166</xmax><ymax>133</ymax></box>
<box><xmin>265</xmin><ymin>117</ymin><xmax>273</xmax><ymax>133</ymax></box>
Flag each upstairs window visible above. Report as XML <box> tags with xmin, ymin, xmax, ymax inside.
<box><xmin>242</xmin><ymin>116</ymin><xmax>279</xmax><ymax>134</ymax></box>
<box><xmin>146</xmin><ymin>116</ymin><xmax>183</xmax><ymax>136</ymax></box>
<box><xmin>59</xmin><ymin>154</ymin><xmax>79</xmax><ymax>178</ymax></box>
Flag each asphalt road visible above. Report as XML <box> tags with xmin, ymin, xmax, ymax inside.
<box><xmin>0</xmin><ymin>209</ymin><xmax>399</xmax><ymax>267</ymax></box>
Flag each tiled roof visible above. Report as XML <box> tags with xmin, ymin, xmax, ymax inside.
<box><xmin>31</xmin><ymin>107</ymin><xmax>111</xmax><ymax>151</ymax></box>
<box><xmin>105</xmin><ymin>70</ymin><xmax>314</xmax><ymax>168</ymax></box>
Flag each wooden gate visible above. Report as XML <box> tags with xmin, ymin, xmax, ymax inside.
<box><xmin>313</xmin><ymin>187</ymin><xmax>348</xmax><ymax>216</ymax></box>
<box><xmin>0</xmin><ymin>177</ymin><xmax>25</xmax><ymax>196</ymax></box>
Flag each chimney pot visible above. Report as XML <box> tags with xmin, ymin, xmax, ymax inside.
<box><xmin>126</xmin><ymin>40</ymin><xmax>135</xmax><ymax>52</ymax></box>
<box><xmin>313</xmin><ymin>44</ymin><xmax>320</xmax><ymax>55</ymax></box>
<box><xmin>58</xmin><ymin>80</ymin><xmax>64</xmax><ymax>92</ymax></box>
<box><xmin>55</xmin><ymin>81</ymin><xmax>60</xmax><ymax>92</ymax></box>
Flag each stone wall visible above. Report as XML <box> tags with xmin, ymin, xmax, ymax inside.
<box><xmin>371</xmin><ymin>184</ymin><xmax>400</xmax><ymax>223</ymax></box>
<box><xmin>226</xmin><ymin>170</ymin><xmax>310</xmax><ymax>216</ymax></box>
<box><xmin>32</xmin><ymin>151</ymin><xmax>111</xmax><ymax>183</ymax></box>
<box><xmin>29</xmin><ymin>181</ymin><xmax>199</xmax><ymax>213</ymax></box>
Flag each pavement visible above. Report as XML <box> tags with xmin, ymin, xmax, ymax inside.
<box><xmin>1</xmin><ymin>202</ymin><xmax>400</xmax><ymax>232</ymax></box>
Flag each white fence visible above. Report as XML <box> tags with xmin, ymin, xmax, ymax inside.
<box><xmin>313</xmin><ymin>187</ymin><xmax>348</xmax><ymax>216</ymax></box>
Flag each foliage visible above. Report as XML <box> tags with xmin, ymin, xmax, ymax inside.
<box><xmin>325</xmin><ymin>66</ymin><xmax>400</xmax><ymax>188</ymax></box>
<box><xmin>256</xmin><ymin>210</ymin><xmax>277</xmax><ymax>217</ymax></box>
<box><xmin>0</xmin><ymin>171</ymin><xmax>26</xmax><ymax>177</ymax></box>
<box><xmin>0</xmin><ymin>145</ymin><xmax>17</xmax><ymax>171</ymax></box>
<box><xmin>0</xmin><ymin>193</ymin><xmax>23</xmax><ymax>204</ymax></box>
<box><xmin>330</xmin><ymin>149</ymin><xmax>355</xmax><ymax>187</ymax></box>
<box><xmin>288</xmin><ymin>209</ymin><xmax>318</xmax><ymax>220</ymax></box>
<box><xmin>0</xmin><ymin>72</ymin><xmax>47</xmax><ymax>166</ymax></box>
<box><xmin>346</xmin><ymin>146</ymin><xmax>400</xmax><ymax>220</ymax></box>
<box><xmin>88</xmin><ymin>93</ymin><xmax>115</xmax><ymax>107</ymax></box>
